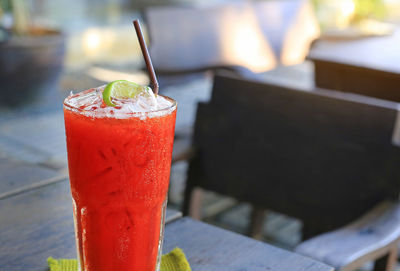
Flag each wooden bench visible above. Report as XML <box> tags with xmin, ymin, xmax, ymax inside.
<box><xmin>183</xmin><ymin>73</ymin><xmax>400</xmax><ymax>270</ymax></box>
<box><xmin>296</xmin><ymin>201</ymin><xmax>400</xmax><ymax>271</ymax></box>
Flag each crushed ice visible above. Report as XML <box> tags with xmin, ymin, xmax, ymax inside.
<box><xmin>64</xmin><ymin>85</ymin><xmax>175</xmax><ymax>119</ymax></box>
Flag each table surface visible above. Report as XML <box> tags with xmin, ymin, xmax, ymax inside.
<box><xmin>165</xmin><ymin>218</ymin><xmax>333</xmax><ymax>271</ymax></box>
<box><xmin>308</xmin><ymin>29</ymin><xmax>400</xmax><ymax>74</ymax></box>
<box><xmin>0</xmin><ymin>157</ymin><xmax>333</xmax><ymax>271</ymax></box>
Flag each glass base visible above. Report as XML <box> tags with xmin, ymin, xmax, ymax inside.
<box><xmin>73</xmin><ymin>197</ymin><xmax>168</xmax><ymax>271</ymax></box>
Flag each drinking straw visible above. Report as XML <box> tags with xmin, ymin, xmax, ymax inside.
<box><xmin>133</xmin><ymin>19</ymin><xmax>159</xmax><ymax>95</ymax></box>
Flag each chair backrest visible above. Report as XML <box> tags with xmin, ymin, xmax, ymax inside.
<box><xmin>187</xmin><ymin>73</ymin><xmax>400</xmax><ymax>236</ymax></box>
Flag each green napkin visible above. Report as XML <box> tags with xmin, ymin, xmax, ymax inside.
<box><xmin>160</xmin><ymin>248</ymin><xmax>191</xmax><ymax>271</ymax></box>
<box><xmin>48</xmin><ymin>258</ymin><xmax>78</xmax><ymax>271</ymax></box>
<box><xmin>48</xmin><ymin>248</ymin><xmax>191</xmax><ymax>271</ymax></box>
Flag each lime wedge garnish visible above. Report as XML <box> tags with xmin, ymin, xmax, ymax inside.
<box><xmin>102</xmin><ymin>80</ymin><xmax>153</xmax><ymax>107</ymax></box>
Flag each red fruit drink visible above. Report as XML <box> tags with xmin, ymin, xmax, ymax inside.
<box><xmin>63</xmin><ymin>87</ymin><xmax>176</xmax><ymax>271</ymax></box>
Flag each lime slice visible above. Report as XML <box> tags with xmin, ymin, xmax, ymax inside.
<box><xmin>102</xmin><ymin>80</ymin><xmax>152</xmax><ymax>107</ymax></box>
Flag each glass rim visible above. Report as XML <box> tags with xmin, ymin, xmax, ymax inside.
<box><xmin>63</xmin><ymin>89</ymin><xmax>177</xmax><ymax>118</ymax></box>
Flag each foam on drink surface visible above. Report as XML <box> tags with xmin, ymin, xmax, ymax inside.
<box><xmin>64</xmin><ymin>85</ymin><xmax>175</xmax><ymax>119</ymax></box>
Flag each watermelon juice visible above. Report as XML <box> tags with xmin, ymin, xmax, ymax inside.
<box><xmin>63</xmin><ymin>86</ymin><xmax>176</xmax><ymax>271</ymax></box>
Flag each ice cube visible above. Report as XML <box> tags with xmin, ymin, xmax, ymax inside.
<box><xmin>64</xmin><ymin>85</ymin><xmax>175</xmax><ymax>119</ymax></box>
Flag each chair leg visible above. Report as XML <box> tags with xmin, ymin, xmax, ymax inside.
<box><xmin>188</xmin><ymin>187</ymin><xmax>204</xmax><ymax>220</ymax></box>
<box><xmin>373</xmin><ymin>246</ymin><xmax>398</xmax><ymax>271</ymax></box>
<box><xmin>182</xmin><ymin>153</ymin><xmax>203</xmax><ymax>218</ymax></box>
<box><xmin>182</xmin><ymin>182</ymin><xmax>192</xmax><ymax>216</ymax></box>
<box><xmin>182</xmin><ymin>184</ymin><xmax>203</xmax><ymax>220</ymax></box>
<box><xmin>248</xmin><ymin>206</ymin><xmax>266</xmax><ymax>240</ymax></box>
<box><xmin>182</xmin><ymin>183</ymin><xmax>202</xmax><ymax>218</ymax></box>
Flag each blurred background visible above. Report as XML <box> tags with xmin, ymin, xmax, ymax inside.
<box><xmin>1</xmin><ymin>0</ymin><xmax>400</xmax><ymax>270</ymax></box>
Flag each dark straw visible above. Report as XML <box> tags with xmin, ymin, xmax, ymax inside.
<box><xmin>133</xmin><ymin>19</ymin><xmax>159</xmax><ymax>95</ymax></box>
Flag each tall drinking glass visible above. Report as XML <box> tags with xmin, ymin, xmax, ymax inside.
<box><xmin>63</xmin><ymin>87</ymin><xmax>177</xmax><ymax>271</ymax></box>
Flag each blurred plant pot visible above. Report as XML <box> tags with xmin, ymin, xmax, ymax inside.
<box><xmin>0</xmin><ymin>28</ymin><xmax>65</xmax><ymax>107</ymax></box>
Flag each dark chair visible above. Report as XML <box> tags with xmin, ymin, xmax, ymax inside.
<box><xmin>183</xmin><ymin>73</ymin><xmax>400</xmax><ymax>271</ymax></box>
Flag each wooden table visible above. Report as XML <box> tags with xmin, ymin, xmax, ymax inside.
<box><xmin>164</xmin><ymin>218</ymin><xmax>334</xmax><ymax>271</ymax></box>
<box><xmin>308</xmin><ymin>29</ymin><xmax>400</xmax><ymax>102</ymax></box>
<box><xmin>0</xmin><ymin>158</ymin><xmax>333</xmax><ymax>271</ymax></box>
